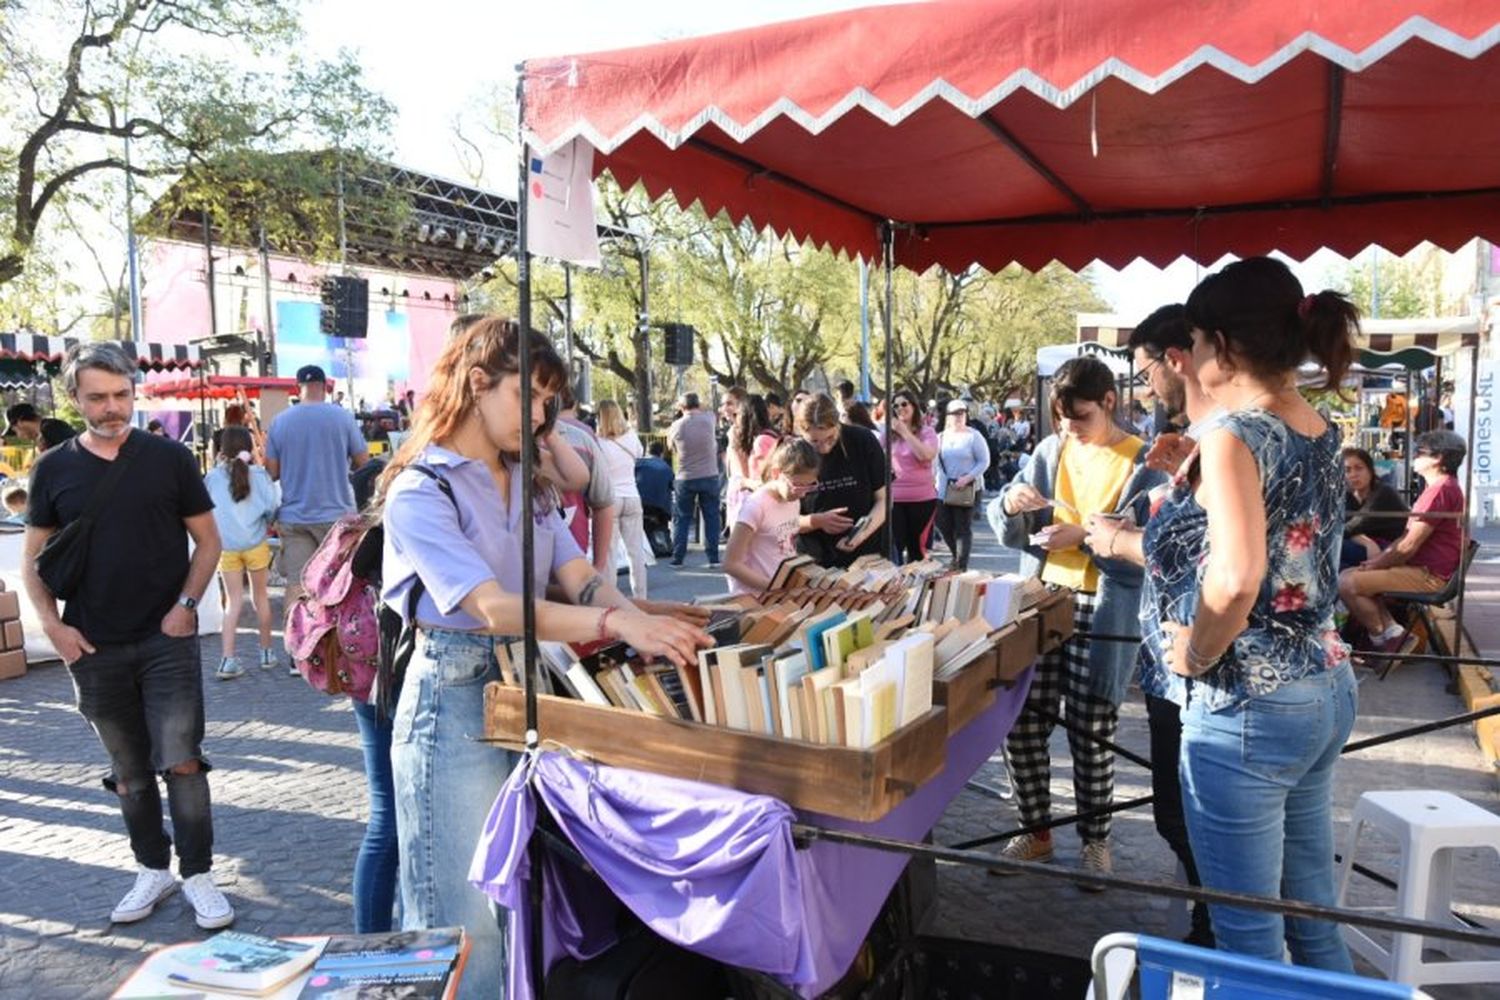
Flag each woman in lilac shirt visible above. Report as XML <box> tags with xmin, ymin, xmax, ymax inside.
<box><xmin>378</xmin><ymin>318</ymin><xmax>712</xmax><ymax>999</ymax></box>
<box><xmin>881</xmin><ymin>388</ymin><xmax>940</xmax><ymax>564</ymax></box>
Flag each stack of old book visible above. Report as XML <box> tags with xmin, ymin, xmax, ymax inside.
<box><xmin>493</xmin><ymin>555</ymin><xmax>1052</xmax><ymax>751</ymax></box>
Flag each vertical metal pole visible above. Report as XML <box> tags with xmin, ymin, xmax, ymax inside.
<box><xmin>124</xmin><ymin>136</ymin><xmax>143</xmax><ymax>342</ymax></box>
<box><xmin>563</xmin><ymin>262</ymin><xmax>575</xmax><ymax>372</ymax></box>
<box><xmin>258</xmin><ymin>222</ymin><xmax>274</xmax><ymax>377</ymax></box>
<box><xmin>201</xmin><ymin>210</ymin><xmax>218</xmax><ymax>337</ymax></box>
<box><xmin>859</xmin><ymin>256</ymin><xmax>871</xmax><ymax>401</ymax></box>
<box><xmin>1456</xmin><ymin>341</ymin><xmax>1479</xmax><ymax>655</ymax></box>
<box><xmin>336</xmin><ymin>156</ymin><xmax>355</xmax><ymax>409</ymax></box>
<box><xmin>515</xmin><ymin>68</ymin><xmax>545</xmax><ymax>1000</ymax></box>
<box><xmin>881</xmin><ymin>225</ymin><xmax>895</xmax><ymax>558</ymax></box>
<box><xmin>1403</xmin><ymin>367</ymin><xmax>1414</xmax><ymax>494</ymax></box>
<box><xmin>638</xmin><ymin>251</ymin><xmax>652</xmax><ymax>433</ymax></box>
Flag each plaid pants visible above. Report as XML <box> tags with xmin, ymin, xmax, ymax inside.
<box><xmin>1005</xmin><ymin>589</ymin><xmax>1120</xmax><ymax>843</ymax></box>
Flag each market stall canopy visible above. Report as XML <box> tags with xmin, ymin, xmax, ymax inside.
<box><xmin>522</xmin><ymin>0</ymin><xmax>1500</xmax><ymax>274</ymax></box>
<box><xmin>1078</xmin><ymin>312</ymin><xmax>1486</xmax><ymax>370</ymax></box>
<box><xmin>0</xmin><ymin>334</ymin><xmax>203</xmax><ymax>371</ymax></box>
<box><xmin>140</xmin><ymin>375</ymin><xmax>299</xmax><ymax>400</ymax></box>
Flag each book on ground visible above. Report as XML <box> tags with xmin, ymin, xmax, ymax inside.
<box><xmin>165</xmin><ymin>931</ymin><xmax>321</xmax><ymax>995</ymax></box>
<box><xmin>300</xmin><ymin>927</ymin><xmax>468</xmax><ymax>999</ymax></box>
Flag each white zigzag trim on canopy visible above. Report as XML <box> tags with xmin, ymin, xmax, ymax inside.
<box><xmin>526</xmin><ymin>15</ymin><xmax>1500</xmax><ymax>155</ymax></box>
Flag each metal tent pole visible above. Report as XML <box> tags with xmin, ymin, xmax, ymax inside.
<box><xmin>1456</xmin><ymin>340</ymin><xmax>1479</xmax><ymax>656</ymax></box>
<box><xmin>514</xmin><ymin>68</ymin><xmax>545</xmax><ymax>1000</ymax></box>
<box><xmin>859</xmin><ymin>256</ymin><xmax>871</xmax><ymax>401</ymax></box>
<box><xmin>1403</xmin><ymin>366</ymin><xmax>1414</xmax><ymax>494</ymax></box>
<box><xmin>881</xmin><ymin>225</ymin><xmax>894</xmax><ymax>557</ymax></box>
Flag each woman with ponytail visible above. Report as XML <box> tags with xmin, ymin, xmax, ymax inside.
<box><xmin>1139</xmin><ymin>257</ymin><xmax>1360</xmax><ymax>970</ymax></box>
<box><xmin>203</xmin><ymin>425</ymin><xmax>280</xmax><ymax>679</ymax></box>
<box><xmin>378</xmin><ymin>317</ymin><xmax>713</xmax><ymax>997</ymax></box>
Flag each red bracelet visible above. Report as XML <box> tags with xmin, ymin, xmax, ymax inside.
<box><xmin>597</xmin><ymin>607</ymin><xmax>616</xmax><ymax>642</ymax></box>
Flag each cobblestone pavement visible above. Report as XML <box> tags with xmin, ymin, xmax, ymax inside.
<box><xmin>3</xmin><ymin>518</ymin><xmax>1498</xmax><ymax>998</ymax></box>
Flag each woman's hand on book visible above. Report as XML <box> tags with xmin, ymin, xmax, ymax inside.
<box><xmin>613</xmin><ymin>611</ymin><xmax>714</xmax><ymax>667</ymax></box>
<box><xmin>1004</xmin><ymin>484</ymin><xmax>1049</xmax><ymax>515</ymax></box>
<box><xmin>1035</xmin><ymin>522</ymin><xmax>1086</xmax><ymax>552</ymax></box>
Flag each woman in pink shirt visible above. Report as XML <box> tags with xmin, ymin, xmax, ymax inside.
<box><xmin>723</xmin><ymin>439</ymin><xmax>820</xmax><ymax>594</ymax></box>
<box><xmin>882</xmin><ymin>388</ymin><xmax>940</xmax><ymax>564</ymax></box>
<box><xmin>725</xmin><ymin>394</ymin><xmax>782</xmax><ymax>531</ymax></box>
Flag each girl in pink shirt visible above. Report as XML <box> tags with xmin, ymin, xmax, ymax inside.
<box><xmin>723</xmin><ymin>438</ymin><xmax>820</xmax><ymax>595</ymax></box>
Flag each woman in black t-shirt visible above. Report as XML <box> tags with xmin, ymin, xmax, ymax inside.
<box><xmin>793</xmin><ymin>392</ymin><xmax>888</xmax><ymax>568</ymax></box>
<box><xmin>1341</xmin><ymin>447</ymin><xmax>1408</xmax><ymax>569</ymax></box>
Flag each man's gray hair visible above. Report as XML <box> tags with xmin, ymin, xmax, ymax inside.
<box><xmin>63</xmin><ymin>342</ymin><xmax>137</xmax><ymax>396</ymax></box>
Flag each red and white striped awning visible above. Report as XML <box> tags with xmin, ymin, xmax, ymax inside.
<box><xmin>1079</xmin><ymin>313</ymin><xmax>1484</xmax><ymax>356</ymax></box>
<box><xmin>523</xmin><ymin>0</ymin><xmax>1500</xmax><ymax>272</ymax></box>
<box><xmin>0</xmin><ymin>334</ymin><xmax>203</xmax><ymax>370</ymax></box>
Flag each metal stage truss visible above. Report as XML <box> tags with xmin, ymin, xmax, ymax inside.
<box><xmin>156</xmin><ymin>159</ymin><xmax>636</xmax><ymax>281</ymax></box>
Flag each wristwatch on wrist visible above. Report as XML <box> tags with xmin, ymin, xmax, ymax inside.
<box><xmin>177</xmin><ymin>595</ymin><xmax>199</xmax><ymax>612</ymax></box>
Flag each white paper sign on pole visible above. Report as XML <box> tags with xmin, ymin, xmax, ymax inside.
<box><xmin>526</xmin><ymin>138</ymin><xmax>601</xmax><ymax>267</ymax></box>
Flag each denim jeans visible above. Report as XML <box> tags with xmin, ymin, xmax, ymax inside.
<box><xmin>1180</xmin><ymin>662</ymin><xmax>1357</xmax><ymax>972</ymax></box>
<box><xmin>671</xmin><ymin>476</ymin><xmax>721</xmax><ymax>563</ymax></box>
<box><xmin>67</xmin><ymin>633</ymin><xmax>214</xmax><ymax>877</ymax></box>
<box><xmin>351</xmin><ymin>699</ymin><xmax>399</xmax><ymax>933</ymax></box>
<box><xmin>1146</xmin><ymin>693</ymin><xmax>1212</xmax><ymax>944</ymax></box>
<box><xmin>392</xmin><ymin>628</ymin><xmax>516</xmax><ymax>1000</ymax></box>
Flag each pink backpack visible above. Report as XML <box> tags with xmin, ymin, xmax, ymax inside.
<box><xmin>285</xmin><ymin>464</ymin><xmax>455</xmax><ymax>702</ymax></box>
<box><xmin>285</xmin><ymin>515</ymin><xmax>382</xmax><ymax>700</ymax></box>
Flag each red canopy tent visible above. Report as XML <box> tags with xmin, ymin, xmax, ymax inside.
<box><xmin>508</xmin><ymin>5</ymin><xmax>1500</xmax><ymax>991</ymax></box>
<box><xmin>522</xmin><ymin>0</ymin><xmax>1500</xmax><ymax>273</ymax></box>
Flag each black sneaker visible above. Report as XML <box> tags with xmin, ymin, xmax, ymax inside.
<box><xmin>668</xmin><ymin>559</ymin><xmax>684</xmax><ymax>567</ymax></box>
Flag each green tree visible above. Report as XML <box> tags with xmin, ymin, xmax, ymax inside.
<box><xmin>0</xmin><ymin>0</ymin><xmax>390</xmax><ymax>288</ymax></box>
<box><xmin>1328</xmin><ymin>247</ymin><xmax>1452</xmax><ymax>319</ymax></box>
<box><xmin>879</xmin><ymin>262</ymin><xmax>1106</xmax><ymax>404</ymax></box>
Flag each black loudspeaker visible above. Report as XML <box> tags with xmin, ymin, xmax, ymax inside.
<box><xmin>662</xmin><ymin>322</ymin><xmax>694</xmax><ymax>366</ymax></box>
<box><xmin>319</xmin><ymin>276</ymin><xmax>369</xmax><ymax>338</ymax></box>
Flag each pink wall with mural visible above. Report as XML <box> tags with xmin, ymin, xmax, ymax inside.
<box><xmin>141</xmin><ymin>240</ymin><xmax>459</xmax><ymax>396</ymax></box>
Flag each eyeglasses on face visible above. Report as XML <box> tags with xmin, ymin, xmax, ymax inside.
<box><xmin>1131</xmin><ymin>358</ymin><xmax>1162</xmax><ymax>387</ymax></box>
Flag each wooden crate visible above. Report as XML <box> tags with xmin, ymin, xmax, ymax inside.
<box><xmin>484</xmin><ymin>684</ymin><xmax>948</xmax><ymax>822</ymax></box>
<box><xmin>1034</xmin><ymin>588</ymin><xmax>1076</xmax><ymax>651</ymax></box>
<box><xmin>995</xmin><ymin>617</ymin><xmax>1040</xmax><ymax>683</ymax></box>
<box><xmin>0</xmin><ymin>648</ymin><xmax>24</xmax><ymax>681</ymax></box>
<box><xmin>933</xmin><ymin>650</ymin><xmax>997</xmax><ymax>735</ymax></box>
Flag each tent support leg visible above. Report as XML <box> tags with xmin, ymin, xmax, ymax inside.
<box><xmin>515</xmin><ymin>68</ymin><xmax>546</xmax><ymax>1000</ymax></box>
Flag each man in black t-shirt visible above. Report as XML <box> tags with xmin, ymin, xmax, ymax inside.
<box><xmin>21</xmin><ymin>343</ymin><xmax>231</xmax><ymax>930</ymax></box>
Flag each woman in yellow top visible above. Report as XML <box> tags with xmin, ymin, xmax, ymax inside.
<box><xmin>988</xmin><ymin>357</ymin><xmax>1166</xmax><ymax>881</ymax></box>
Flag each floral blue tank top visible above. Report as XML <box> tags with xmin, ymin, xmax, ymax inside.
<box><xmin>1140</xmin><ymin>409</ymin><xmax>1350</xmax><ymax>711</ymax></box>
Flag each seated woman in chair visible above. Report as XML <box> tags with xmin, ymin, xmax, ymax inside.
<box><xmin>1340</xmin><ymin>447</ymin><xmax>1408</xmax><ymax>570</ymax></box>
<box><xmin>1338</xmin><ymin>430</ymin><xmax>1467</xmax><ymax>654</ymax></box>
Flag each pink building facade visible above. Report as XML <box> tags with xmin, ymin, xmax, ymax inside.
<box><xmin>141</xmin><ymin>240</ymin><xmax>461</xmax><ymax>403</ymax></box>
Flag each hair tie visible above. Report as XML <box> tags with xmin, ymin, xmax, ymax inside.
<box><xmin>1297</xmin><ymin>293</ymin><xmax>1317</xmax><ymax>319</ymax></box>
<box><xmin>235</xmin><ymin>450</ymin><xmax>252</xmax><ymax>464</ymax></box>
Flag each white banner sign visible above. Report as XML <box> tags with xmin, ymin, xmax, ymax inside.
<box><xmin>526</xmin><ymin>138</ymin><xmax>601</xmax><ymax>267</ymax></box>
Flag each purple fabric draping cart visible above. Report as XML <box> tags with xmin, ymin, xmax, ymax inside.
<box><xmin>470</xmin><ymin>669</ymin><xmax>1033</xmax><ymax>999</ymax></box>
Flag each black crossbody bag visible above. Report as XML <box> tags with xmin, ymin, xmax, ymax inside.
<box><xmin>36</xmin><ymin>433</ymin><xmax>140</xmax><ymax>600</ymax></box>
